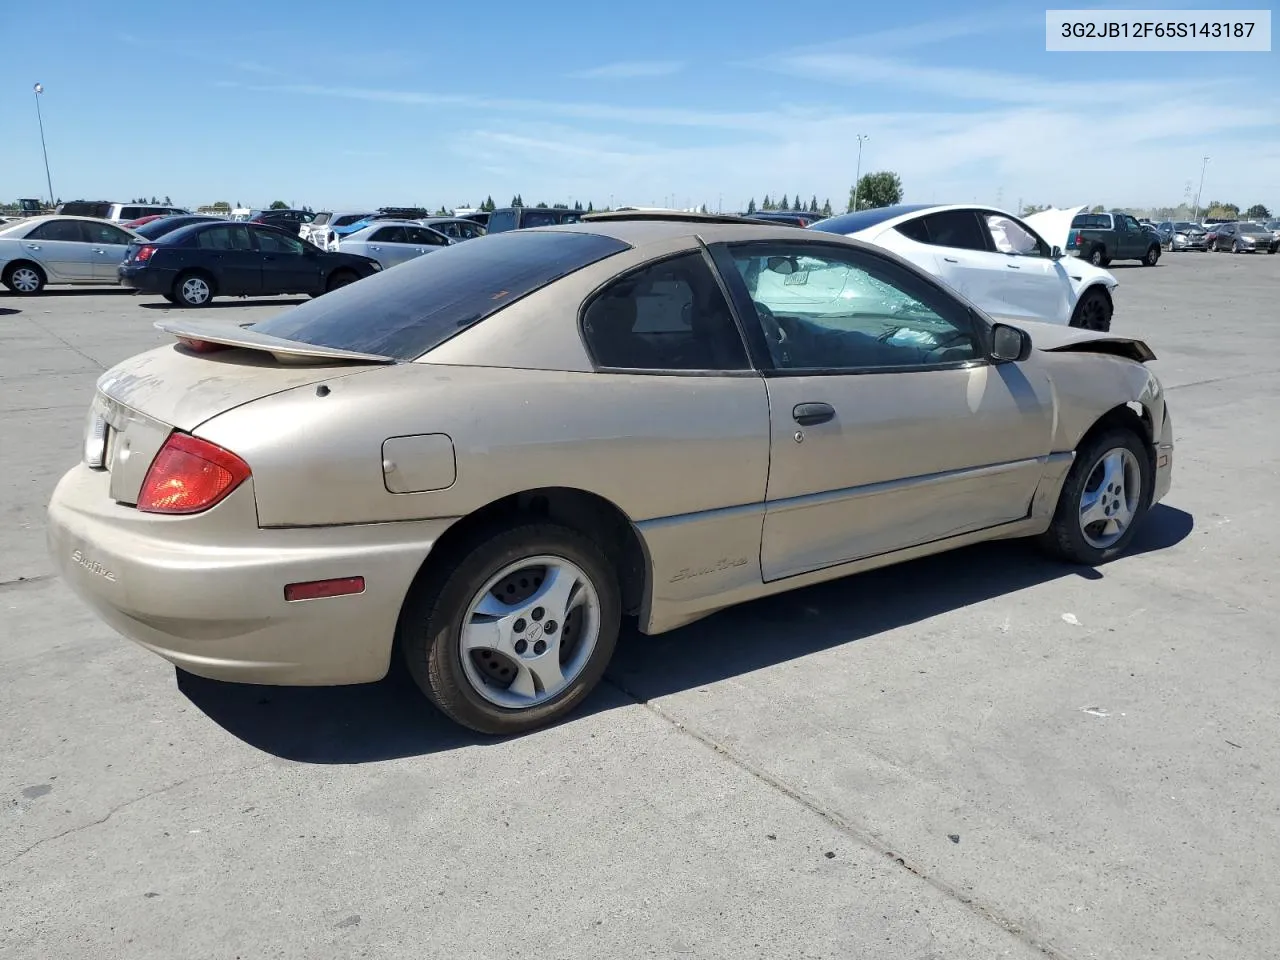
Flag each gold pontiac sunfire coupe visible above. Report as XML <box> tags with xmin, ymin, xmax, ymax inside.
<box><xmin>47</xmin><ymin>212</ymin><xmax>1174</xmax><ymax>734</ymax></box>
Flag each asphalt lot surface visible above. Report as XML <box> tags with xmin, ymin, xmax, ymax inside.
<box><xmin>2</xmin><ymin>251</ymin><xmax>1277</xmax><ymax>959</ymax></box>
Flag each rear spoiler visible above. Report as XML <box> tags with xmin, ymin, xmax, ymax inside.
<box><xmin>153</xmin><ymin>318</ymin><xmax>395</xmax><ymax>366</ymax></box>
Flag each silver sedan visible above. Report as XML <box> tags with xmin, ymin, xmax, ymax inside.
<box><xmin>336</xmin><ymin>221</ymin><xmax>452</xmax><ymax>269</ymax></box>
<box><xmin>1</xmin><ymin>216</ymin><xmax>140</xmax><ymax>294</ymax></box>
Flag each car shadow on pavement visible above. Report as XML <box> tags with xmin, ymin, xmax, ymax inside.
<box><xmin>0</xmin><ymin>307</ymin><xmax>20</xmax><ymax>316</ymax></box>
<box><xmin>139</xmin><ymin>298</ymin><xmax>308</xmax><ymax>310</ymax></box>
<box><xmin>177</xmin><ymin>504</ymin><xmax>1193</xmax><ymax>764</ymax></box>
<box><xmin>0</xmin><ymin>288</ymin><xmax>134</xmax><ymax>297</ymax></box>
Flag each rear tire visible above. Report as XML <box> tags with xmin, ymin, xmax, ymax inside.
<box><xmin>1037</xmin><ymin>427</ymin><xmax>1153</xmax><ymax>566</ymax></box>
<box><xmin>173</xmin><ymin>271</ymin><xmax>214</xmax><ymax>307</ymax></box>
<box><xmin>3</xmin><ymin>261</ymin><xmax>46</xmax><ymax>295</ymax></box>
<box><xmin>1087</xmin><ymin>246</ymin><xmax>1107</xmax><ymax>267</ymax></box>
<box><xmin>325</xmin><ymin>269</ymin><xmax>358</xmax><ymax>293</ymax></box>
<box><xmin>398</xmin><ymin>522</ymin><xmax>621</xmax><ymax>735</ymax></box>
<box><xmin>1069</xmin><ymin>288</ymin><xmax>1112</xmax><ymax>332</ymax></box>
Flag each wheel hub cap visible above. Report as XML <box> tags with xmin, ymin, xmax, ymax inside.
<box><xmin>459</xmin><ymin>556</ymin><xmax>601</xmax><ymax>709</ymax></box>
<box><xmin>182</xmin><ymin>279</ymin><xmax>209</xmax><ymax>303</ymax></box>
<box><xmin>13</xmin><ymin>268</ymin><xmax>38</xmax><ymax>292</ymax></box>
<box><xmin>1079</xmin><ymin>447</ymin><xmax>1141</xmax><ymax>549</ymax></box>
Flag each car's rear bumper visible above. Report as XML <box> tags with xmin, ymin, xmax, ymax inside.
<box><xmin>47</xmin><ymin>463</ymin><xmax>455</xmax><ymax>685</ymax></box>
<box><xmin>117</xmin><ymin>263</ymin><xmax>177</xmax><ymax>293</ymax></box>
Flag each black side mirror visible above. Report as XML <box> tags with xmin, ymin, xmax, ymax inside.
<box><xmin>1050</xmin><ymin>245</ymin><xmax>1064</xmax><ymax>260</ymax></box>
<box><xmin>991</xmin><ymin>323</ymin><xmax>1032</xmax><ymax>362</ymax></box>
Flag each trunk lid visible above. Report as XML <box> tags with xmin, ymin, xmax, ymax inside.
<box><xmin>90</xmin><ymin>324</ymin><xmax>389</xmax><ymax>505</ymax></box>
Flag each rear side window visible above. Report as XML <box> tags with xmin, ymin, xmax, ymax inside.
<box><xmin>121</xmin><ymin>207</ymin><xmax>144</xmax><ymax>220</ymax></box>
<box><xmin>893</xmin><ymin>217</ymin><xmax>931</xmax><ymax>243</ymax></box>
<box><xmin>487</xmin><ymin>210</ymin><xmax>518</xmax><ymax>232</ymax></box>
<box><xmin>251</xmin><ymin>230</ymin><xmax>630</xmax><ymax>360</ymax></box>
<box><xmin>406</xmin><ymin>227</ymin><xmax>449</xmax><ymax>246</ymax></box>
<box><xmin>370</xmin><ymin>226</ymin><xmax>407</xmax><ymax>243</ymax></box>
<box><xmin>581</xmin><ymin>252</ymin><xmax>750</xmax><ymax>372</ymax></box>
<box><xmin>28</xmin><ymin>219</ymin><xmax>84</xmax><ymax>242</ymax></box>
<box><xmin>197</xmin><ymin>225</ymin><xmax>253</xmax><ymax>250</ymax></box>
<box><xmin>919</xmin><ymin>210</ymin><xmax>989</xmax><ymax>251</ymax></box>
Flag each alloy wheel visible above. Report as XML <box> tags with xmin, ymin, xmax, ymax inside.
<box><xmin>1078</xmin><ymin>447</ymin><xmax>1142</xmax><ymax>549</ymax></box>
<box><xmin>180</xmin><ymin>277</ymin><xmax>211</xmax><ymax>305</ymax></box>
<box><xmin>458</xmin><ymin>555</ymin><xmax>602</xmax><ymax>709</ymax></box>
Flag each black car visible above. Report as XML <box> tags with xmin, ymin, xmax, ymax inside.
<box><xmin>485</xmin><ymin>207</ymin><xmax>582</xmax><ymax>233</ymax></box>
<box><xmin>133</xmin><ymin>215</ymin><xmax>222</xmax><ymax>241</ymax></box>
<box><xmin>248</xmin><ymin>208</ymin><xmax>316</xmax><ymax>234</ymax></box>
<box><xmin>118</xmin><ymin>221</ymin><xmax>381</xmax><ymax>306</ymax></box>
<box><xmin>742</xmin><ymin>210</ymin><xmax>819</xmax><ymax>227</ymax></box>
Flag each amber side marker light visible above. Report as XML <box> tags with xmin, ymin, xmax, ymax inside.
<box><xmin>284</xmin><ymin>577</ymin><xmax>366</xmax><ymax>602</ymax></box>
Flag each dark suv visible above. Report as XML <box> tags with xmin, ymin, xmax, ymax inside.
<box><xmin>485</xmin><ymin>207</ymin><xmax>583</xmax><ymax>233</ymax></box>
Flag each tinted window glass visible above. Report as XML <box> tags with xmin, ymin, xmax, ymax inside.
<box><xmin>521</xmin><ymin>210</ymin><xmax>559</xmax><ymax>228</ymax></box>
<box><xmin>252</xmin><ymin>231</ymin><xmax>629</xmax><ymax>360</ymax></box>
<box><xmin>58</xmin><ymin>202</ymin><xmax>112</xmax><ymax>218</ymax></box>
<box><xmin>255</xmin><ymin>229</ymin><xmax>305</xmax><ymax>254</ymax></box>
<box><xmin>197</xmin><ymin>225</ymin><xmax>253</xmax><ymax>250</ymax></box>
<box><xmin>728</xmin><ymin>242</ymin><xmax>978</xmax><ymax>371</ymax></box>
<box><xmin>406</xmin><ymin>227</ymin><xmax>448</xmax><ymax>245</ymax></box>
<box><xmin>84</xmin><ymin>222</ymin><xmax>134</xmax><ymax>245</ymax></box>
<box><xmin>893</xmin><ymin>217</ymin><xmax>930</xmax><ymax>243</ymax></box>
<box><xmin>809</xmin><ymin>204</ymin><xmax>935</xmax><ymax>236</ymax></box>
<box><xmin>333</xmin><ymin>214</ymin><xmax>373</xmax><ymax>227</ymax></box>
<box><xmin>920</xmin><ymin>210</ymin><xmax>989</xmax><ymax>251</ymax></box>
<box><xmin>487</xmin><ymin>210</ymin><xmax>518</xmax><ymax>233</ymax></box>
<box><xmin>120</xmin><ymin>207</ymin><xmax>144</xmax><ymax>220</ymax></box>
<box><xmin>136</xmin><ymin>217</ymin><xmax>208</xmax><ymax>240</ymax></box>
<box><xmin>1238</xmin><ymin>223</ymin><xmax>1265</xmax><ymax>234</ymax></box>
<box><xmin>582</xmin><ymin>252</ymin><xmax>750</xmax><ymax>372</ymax></box>
<box><xmin>370</xmin><ymin>226</ymin><xmax>407</xmax><ymax>243</ymax></box>
<box><xmin>28</xmin><ymin>219</ymin><xmax>85</xmax><ymax>242</ymax></box>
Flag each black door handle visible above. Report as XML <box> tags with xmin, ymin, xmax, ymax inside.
<box><xmin>793</xmin><ymin>402</ymin><xmax>835</xmax><ymax>425</ymax></box>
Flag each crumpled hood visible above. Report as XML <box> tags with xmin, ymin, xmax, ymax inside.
<box><xmin>1023</xmin><ymin>204</ymin><xmax>1086</xmax><ymax>251</ymax></box>
<box><xmin>1016</xmin><ymin>317</ymin><xmax>1155</xmax><ymax>363</ymax></box>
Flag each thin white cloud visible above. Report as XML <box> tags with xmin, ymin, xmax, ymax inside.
<box><xmin>568</xmin><ymin>60</ymin><xmax>685</xmax><ymax>79</ymax></box>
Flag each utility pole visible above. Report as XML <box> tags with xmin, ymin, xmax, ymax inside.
<box><xmin>1193</xmin><ymin>156</ymin><xmax>1210</xmax><ymax>221</ymax></box>
<box><xmin>33</xmin><ymin>83</ymin><xmax>55</xmax><ymax>208</ymax></box>
<box><xmin>851</xmin><ymin>134</ymin><xmax>870</xmax><ymax>211</ymax></box>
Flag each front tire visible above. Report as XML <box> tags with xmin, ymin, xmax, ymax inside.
<box><xmin>398</xmin><ymin>522</ymin><xmax>622</xmax><ymax>735</ymax></box>
<box><xmin>325</xmin><ymin>269</ymin><xmax>358</xmax><ymax>293</ymax></box>
<box><xmin>173</xmin><ymin>271</ymin><xmax>214</xmax><ymax>307</ymax></box>
<box><xmin>1070</xmin><ymin>288</ymin><xmax>1112</xmax><ymax>331</ymax></box>
<box><xmin>1143</xmin><ymin>245</ymin><xmax>1160</xmax><ymax>266</ymax></box>
<box><xmin>3</xmin><ymin>262</ymin><xmax>46</xmax><ymax>295</ymax></box>
<box><xmin>1038</xmin><ymin>428</ymin><xmax>1152</xmax><ymax>566</ymax></box>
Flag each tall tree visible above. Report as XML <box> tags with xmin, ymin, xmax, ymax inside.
<box><xmin>163</xmin><ymin>195</ymin><xmax>172</xmax><ymax>205</ymax></box>
<box><xmin>761</xmin><ymin>194</ymin><xmax>773</xmax><ymax>210</ymax></box>
<box><xmin>821</xmin><ymin>198</ymin><xmax>832</xmax><ymax>217</ymax></box>
<box><xmin>849</xmin><ymin>171</ymin><xmax>903</xmax><ymax>211</ymax></box>
<box><xmin>808</xmin><ymin>195</ymin><xmax>818</xmax><ymax>213</ymax></box>
<box><xmin>699</xmin><ymin>203</ymin><xmax>708</xmax><ymax>214</ymax></box>
<box><xmin>483</xmin><ymin>195</ymin><xmax>495</xmax><ymax>212</ymax></box>
<box><xmin>269</xmin><ymin>200</ymin><xmax>289</xmax><ymax>209</ymax></box>
<box><xmin>1089</xmin><ymin>204</ymin><xmax>1106</xmax><ymax>213</ymax></box>
<box><xmin>747</xmin><ymin>198</ymin><xmax>757</xmax><ymax>214</ymax></box>
<box><xmin>1204</xmin><ymin>200</ymin><xmax>1238</xmax><ymax>218</ymax></box>
<box><xmin>587</xmin><ymin>201</ymin><xmax>594</xmax><ymax>213</ymax></box>
<box><xmin>1245</xmin><ymin>203</ymin><xmax>1271</xmax><ymax>219</ymax></box>
<box><xmin>779</xmin><ymin>194</ymin><xmax>790</xmax><ymax>211</ymax></box>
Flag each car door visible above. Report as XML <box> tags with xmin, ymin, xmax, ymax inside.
<box><xmin>251</xmin><ymin>226</ymin><xmax>319</xmax><ymax>294</ymax></box>
<box><xmin>977</xmin><ymin>211</ymin><xmax>1074</xmax><ymax>324</ymax></box>
<box><xmin>19</xmin><ymin>219</ymin><xmax>97</xmax><ymax>281</ymax></box>
<box><xmin>195</xmin><ymin>224</ymin><xmax>262</xmax><ymax>296</ymax></box>
<box><xmin>912</xmin><ymin>209</ymin><xmax>1037</xmax><ymax>322</ymax></box>
<box><xmin>710</xmin><ymin>239</ymin><xmax>1054</xmax><ymax>582</ymax></box>
<box><xmin>362</xmin><ymin>226</ymin><xmax>409</xmax><ymax>266</ymax></box>
<box><xmin>79</xmin><ymin>221</ymin><xmax>137</xmax><ymax>279</ymax></box>
<box><xmin>404</xmin><ymin>226</ymin><xmax>451</xmax><ymax>259</ymax></box>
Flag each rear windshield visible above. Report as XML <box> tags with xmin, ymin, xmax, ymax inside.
<box><xmin>59</xmin><ymin>201</ymin><xmax>112</xmax><ymax>218</ymax></box>
<box><xmin>312</xmin><ymin>212</ymin><xmax>332</xmax><ymax>225</ymax></box>
<box><xmin>809</xmin><ymin>204</ymin><xmax>933</xmax><ymax>235</ymax></box>
<box><xmin>250</xmin><ymin>230</ymin><xmax>630</xmax><ymax>360</ymax></box>
<box><xmin>487</xmin><ymin>210</ymin><xmax>518</xmax><ymax>232</ymax></box>
<box><xmin>333</xmin><ymin>213</ymin><xmax>373</xmax><ymax>227</ymax></box>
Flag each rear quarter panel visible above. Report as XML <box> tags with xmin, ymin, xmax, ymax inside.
<box><xmin>194</xmin><ymin>362</ymin><xmax>772</xmax><ymax>529</ymax></box>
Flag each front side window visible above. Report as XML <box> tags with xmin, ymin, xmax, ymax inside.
<box><xmin>406</xmin><ymin>227</ymin><xmax>448</xmax><ymax>246</ymax></box>
<box><xmin>725</xmin><ymin>242</ymin><xmax>980</xmax><ymax>372</ymax></box>
<box><xmin>521</xmin><ymin>210</ymin><xmax>559</xmax><ymax>229</ymax></box>
<box><xmin>29</xmin><ymin>219</ymin><xmax>87</xmax><ymax>242</ymax></box>
<box><xmin>83</xmin><ymin>222</ymin><xmax>134</xmax><ymax>245</ymax></box>
<box><xmin>918</xmin><ymin>210</ymin><xmax>989</xmax><ymax>252</ymax></box>
<box><xmin>580</xmin><ymin>252</ymin><xmax>750</xmax><ymax>372</ymax></box>
<box><xmin>255</xmin><ymin>229</ymin><xmax>305</xmax><ymax>254</ymax></box>
<box><xmin>984</xmin><ymin>213</ymin><xmax>1047</xmax><ymax>257</ymax></box>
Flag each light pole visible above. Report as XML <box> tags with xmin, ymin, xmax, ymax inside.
<box><xmin>851</xmin><ymin>134</ymin><xmax>870</xmax><ymax>211</ymax></box>
<box><xmin>1193</xmin><ymin>156</ymin><xmax>1210</xmax><ymax>221</ymax></box>
<box><xmin>33</xmin><ymin>83</ymin><xmax>55</xmax><ymax>208</ymax></box>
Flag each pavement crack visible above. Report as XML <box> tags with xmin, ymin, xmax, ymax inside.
<box><xmin>23</xmin><ymin>315</ymin><xmax>106</xmax><ymax>371</ymax></box>
<box><xmin>604</xmin><ymin>674</ymin><xmax>1079</xmax><ymax>960</ymax></box>
<box><xmin>0</xmin><ymin>574</ymin><xmax>53</xmax><ymax>592</ymax></box>
<box><xmin>2</xmin><ymin>762</ymin><xmax>262</xmax><ymax>868</ymax></box>
<box><xmin>1165</xmin><ymin>368</ymin><xmax>1280</xmax><ymax>392</ymax></box>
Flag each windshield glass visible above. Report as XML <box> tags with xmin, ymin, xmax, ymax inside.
<box><xmin>1174</xmin><ymin>222</ymin><xmax>1200</xmax><ymax>231</ymax></box>
<box><xmin>250</xmin><ymin>230</ymin><xmax>629</xmax><ymax>360</ymax></box>
<box><xmin>1237</xmin><ymin>223</ymin><xmax>1265</xmax><ymax>234</ymax></box>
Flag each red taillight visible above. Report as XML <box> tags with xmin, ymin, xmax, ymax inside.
<box><xmin>177</xmin><ymin>337</ymin><xmax>232</xmax><ymax>354</ymax></box>
<box><xmin>284</xmin><ymin>577</ymin><xmax>366</xmax><ymax>602</ymax></box>
<box><xmin>137</xmin><ymin>432</ymin><xmax>251</xmax><ymax>514</ymax></box>
<box><xmin>134</xmin><ymin>244</ymin><xmax>156</xmax><ymax>263</ymax></box>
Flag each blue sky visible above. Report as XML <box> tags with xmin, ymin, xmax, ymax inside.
<box><xmin>2</xmin><ymin>0</ymin><xmax>1275</xmax><ymax>213</ymax></box>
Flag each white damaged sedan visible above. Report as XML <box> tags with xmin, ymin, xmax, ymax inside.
<box><xmin>810</xmin><ymin>204</ymin><xmax>1119</xmax><ymax>331</ymax></box>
